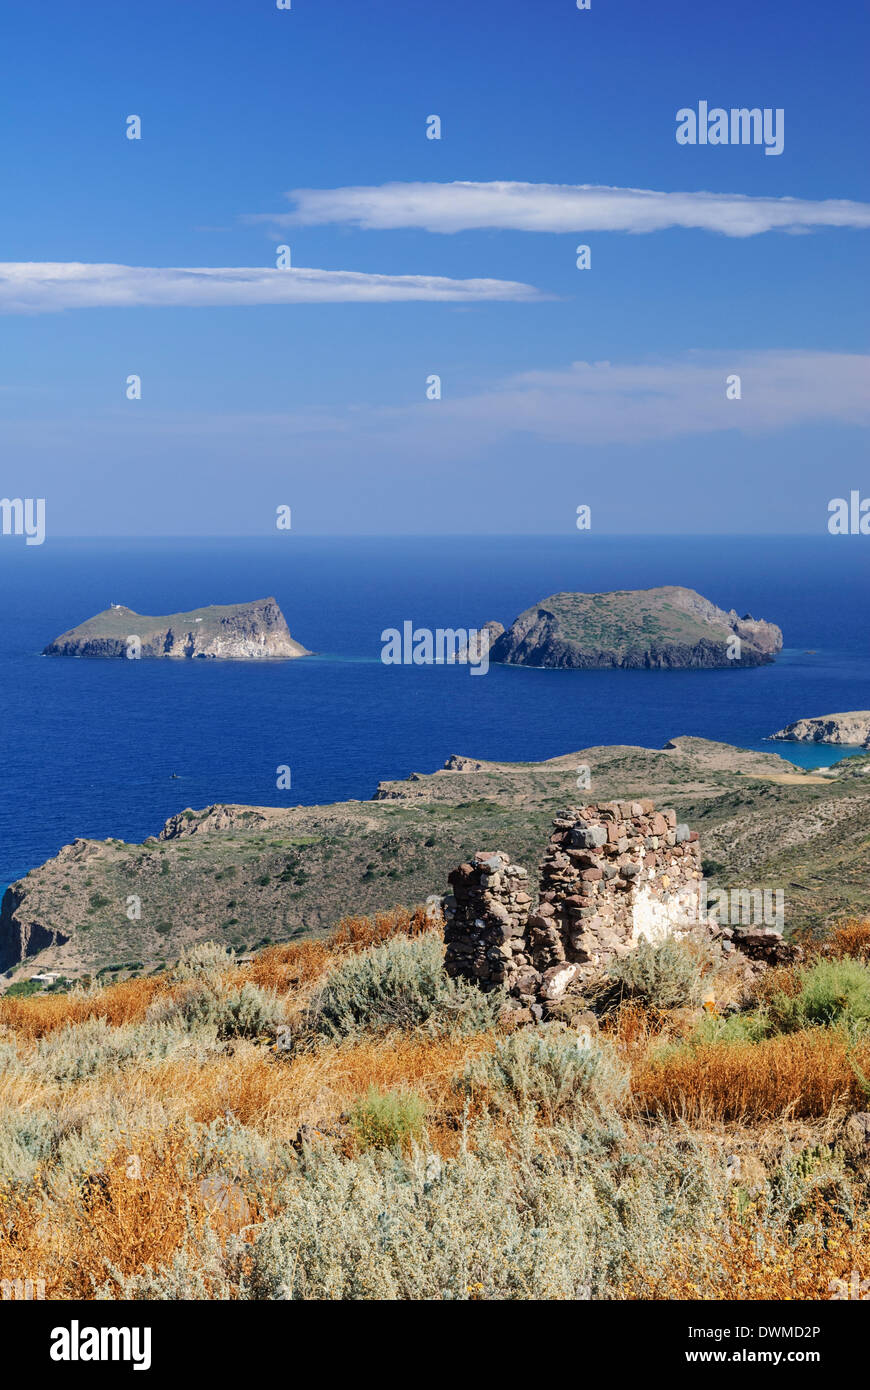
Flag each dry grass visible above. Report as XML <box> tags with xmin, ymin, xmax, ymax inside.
<box><xmin>63</xmin><ymin>1033</ymin><xmax>492</xmax><ymax>1149</ymax></box>
<box><xmin>0</xmin><ymin>1127</ymin><xmax>223</xmax><ymax>1299</ymax></box>
<box><xmin>817</xmin><ymin>918</ymin><xmax>870</xmax><ymax>962</ymax></box>
<box><xmin>2</xmin><ymin>913</ymin><xmax>869</xmax><ymax>1299</ymax></box>
<box><xmin>225</xmin><ymin>905</ymin><xmax>434</xmax><ymax>998</ymax></box>
<box><xmin>0</xmin><ymin>977</ymin><xmax>165</xmax><ymax>1042</ymax></box>
<box><xmin>623</xmin><ymin>1198</ymin><xmax>870</xmax><ymax>1300</ymax></box>
<box><xmin>0</xmin><ymin>1031</ymin><xmax>490</xmax><ymax>1298</ymax></box>
<box><xmin>632</xmin><ymin>1029</ymin><xmax>870</xmax><ymax>1122</ymax></box>
<box><xmin>0</xmin><ymin>905</ymin><xmax>433</xmax><ymax>1040</ymax></box>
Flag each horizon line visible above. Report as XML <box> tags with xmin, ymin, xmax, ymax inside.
<box><xmin>0</xmin><ymin>531</ymin><xmax>840</xmax><ymax>542</ymax></box>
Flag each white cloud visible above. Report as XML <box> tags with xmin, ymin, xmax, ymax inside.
<box><xmin>257</xmin><ymin>180</ymin><xmax>870</xmax><ymax>238</ymax></box>
<box><xmin>0</xmin><ymin>261</ymin><xmax>543</xmax><ymax>313</ymax></box>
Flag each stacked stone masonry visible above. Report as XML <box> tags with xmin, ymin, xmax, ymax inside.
<box><xmin>442</xmin><ymin>800</ymin><xmax>795</xmax><ymax>1009</ymax></box>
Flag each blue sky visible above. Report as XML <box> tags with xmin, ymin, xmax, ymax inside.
<box><xmin>0</xmin><ymin>0</ymin><xmax>867</xmax><ymax>534</ymax></box>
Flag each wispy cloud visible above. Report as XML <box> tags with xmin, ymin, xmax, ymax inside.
<box><xmin>7</xmin><ymin>350</ymin><xmax>865</xmax><ymax>534</ymax></box>
<box><xmin>19</xmin><ymin>350</ymin><xmax>863</xmax><ymax>448</ymax></box>
<box><xmin>427</xmin><ymin>350</ymin><xmax>870</xmax><ymax>444</ymax></box>
<box><xmin>0</xmin><ymin>261</ymin><xmax>544</xmax><ymax>313</ymax></box>
<box><xmin>255</xmin><ymin>180</ymin><xmax>870</xmax><ymax>238</ymax></box>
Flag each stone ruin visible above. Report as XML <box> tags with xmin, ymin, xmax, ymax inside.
<box><xmin>442</xmin><ymin>799</ymin><xmax>797</xmax><ymax>1015</ymax></box>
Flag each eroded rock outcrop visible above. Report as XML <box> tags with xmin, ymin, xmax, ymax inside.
<box><xmin>770</xmin><ymin>712</ymin><xmax>870</xmax><ymax>748</ymax></box>
<box><xmin>0</xmin><ymin>886</ymin><xmax>70</xmax><ymax>972</ymax></box>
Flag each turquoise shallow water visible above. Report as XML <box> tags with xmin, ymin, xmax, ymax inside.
<box><xmin>1</xmin><ymin>534</ymin><xmax>868</xmax><ymax>888</ymax></box>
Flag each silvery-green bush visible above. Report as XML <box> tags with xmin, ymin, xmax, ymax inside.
<box><xmin>304</xmin><ymin>932</ymin><xmax>501</xmax><ymax>1042</ymax></box>
<box><xmin>237</xmin><ymin>1120</ymin><xmax>719</xmax><ymax>1300</ymax></box>
<box><xmin>171</xmin><ymin>941</ymin><xmax>237</xmax><ymax>982</ymax></box>
<box><xmin>148</xmin><ymin>980</ymin><xmax>286</xmax><ymax>1040</ymax></box>
<box><xmin>29</xmin><ymin>1017</ymin><xmax>222</xmax><ymax>1085</ymax></box>
<box><xmin>0</xmin><ymin>1106</ymin><xmax>57</xmax><ymax>1186</ymax></box>
<box><xmin>607</xmin><ymin>935</ymin><xmax>714</xmax><ymax>1011</ymax></box>
<box><xmin>460</xmin><ymin>1026</ymin><xmax>629</xmax><ymax>1125</ymax></box>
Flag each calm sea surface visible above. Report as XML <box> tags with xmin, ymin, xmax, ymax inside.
<box><xmin>1</xmin><ymin>535</ymin><xmax>868</xmax><ymax>889</ymax></box>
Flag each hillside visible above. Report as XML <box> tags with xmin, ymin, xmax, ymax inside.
<box><xmin>3</xmin><ymin>736</ymin><xmax>869</xmax><ymax>984</ymax></box>
<box><xmin>487</xmin><ymin>586</ymin><xmax>782</xmax><ymax>669</ymax></box>
<box><xmin>42</xmin><ymin>597</ymin><xmax>309</xmax><ymax>660</ymax></box>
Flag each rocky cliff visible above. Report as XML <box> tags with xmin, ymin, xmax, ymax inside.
<box><xmin>770</xmin><ymin>712</ymin><xmax>870</xmax><ymax>748</ymax></box>
<box><xmin>43</xmin><ymin>597</ymin><xmax>309</xmax><ymax>660</ymax></box>
<box><xmin>486</xmin><ymin>587</ymin><xmax>782</xmax><ymax>669</ymax></box>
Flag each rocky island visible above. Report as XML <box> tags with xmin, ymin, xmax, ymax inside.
<box><xmin>43</xmin><ymin>597</ymin><xmax>309</xmax><ymax>660</ymax></box>
<box><xmin>483</xmin><ymin>586</ymin><xmax>782</xmax><ymax>669</ymax></box>
<box><xmin>770</xmin><ymin>711</ymin><xmax>870</xmax><ymax>747</ymax></box>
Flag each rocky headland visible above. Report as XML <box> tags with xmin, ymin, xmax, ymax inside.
<box><xmin>770</xmin><ymin>712</ymin><xmax>870</xmax><ymax>748</ymax></box>
<box><xmin>43</xmin><ymin>597</ymin><xmax>309</xmax><ymax>660</ymax></box>
<box><xmin>484</xmin><ymin>586</ymin><xmax>782</xmax><ymax>669</ymax></box>
<box><xmin>4</xmin><ymin>734</ymin><xmax>870</xmax><ymax>982</ymax></box>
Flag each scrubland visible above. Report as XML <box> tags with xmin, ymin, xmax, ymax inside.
<box><xmin>1</xmin><ymin>910</ymin><xmax>869</xmax><ymax>1300</ymax></box>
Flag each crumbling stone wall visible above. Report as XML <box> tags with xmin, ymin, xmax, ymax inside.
<box><xmin>442</xmin><ymin>801</ymin><xmax>706</xmax><ymax>1009</ymax></box>
<box><xmin>444</xmin><ymin>852</ymin><xmax>532</xmax><ymax>991</ymax></box>
<box><xmin>442</xmin><ymin>801</ymin><xmax>800</xmax><ymax>1013</ymax></box>
<box><xmin>532</xmin><ymin>800</ymin><xmax>702</xmax><ymax>985</ymax></box>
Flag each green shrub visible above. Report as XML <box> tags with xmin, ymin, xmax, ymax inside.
<box><xmin>305</xmin><ymin>933</ymin><xmax>500</xmax><ymax>1042</ymax></box>
<box><xmin>607</xmin><ymin>935</ymin><xmax>714</xmax><ymax>1011</ymax></box>
<box><xmin>685</xmin><ymin>1010</ymin><xmax>769</xmax><ymax>1047</ymax></box>
<box><xmin>349</xmin><ymin>1087</ymin><xmax>426</xmax><ymax>1151</ymax></box>
<box><xmin>460</xmin><ymin>1026</ymin><xmax>628</xmax><ymax>1125</ymax></box>
<box><xmin>766</xmin><ymin>958</ymin><xmax>870</xmax><ymax>1034</ymax></box>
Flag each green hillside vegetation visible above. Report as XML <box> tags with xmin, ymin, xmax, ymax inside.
<box><xmin>50</xmin><ymin>600</ymin><xmax>272</xmax><ymax>644</ymax></box>
<box><xmin>3</xmin><ymin>737</ymin><xmax>870</xmax><ymax>984</ymax></box>
<box><xmin>539</xmin><ymin>589</ymin><xmax>733</xmax><ymax>650</ymax></box>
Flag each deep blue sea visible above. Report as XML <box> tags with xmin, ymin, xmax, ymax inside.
<box><xmin>1</xmin><ymin>536</ymin><xmax>868</xmax><ymax>891</ymax></box>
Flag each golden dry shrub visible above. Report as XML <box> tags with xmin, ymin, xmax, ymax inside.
<box><xmin>0</xmin><ymin>1127</ymin><xmax>239</xmax><ymax>1299</ymax></box>
<box><xmin>822</xmin><ymin>918</ymin><xmax>870</xmax><ymax>962</ymax></box>
<box><xmin>0</xmin><ymin>977</ymin><xmax>165</xmax><ymax>1042</ymax></box>
<box><xmin>632</xmin><ymin>1029</ymin><xmax>870</xmax><ymax>1123</ymax></box>
<box><xmin>97</xmin><ymin>1033</ymin><xmax>491</xmax><ymax>1147</ymax></box>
